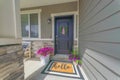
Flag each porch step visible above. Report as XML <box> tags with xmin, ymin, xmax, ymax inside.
<box><xmin>52</xmin><ymin>54</ymin><xmax>69</xmax><ymax>61</ymax></box>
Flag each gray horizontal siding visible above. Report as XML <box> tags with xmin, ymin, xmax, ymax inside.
<box><xmin>80</xmin><ymin>42</ymin><xmax>120</xmax><ymax>59</ymax></box>
<box><xmin>83</xmin><ymin>58</ymin><xmax>106</xmax><ymax>80</ymax></box>
<box><xmin>84</xmin><ymin>53</ymin><xmax>120</xmax><ymax>79</ymax></box>
<box><xmin>82</xmin><ymin>63</ymin><xmax>97</xmax><ymax>80</ymax></box>
<box><xmin>85</xmin><ymin>49</ymin><xmax>120</xmax><ymax>76</ymax></box>
<box><xmin>79</xmin><ymin>0</ymin><xmax>120</xmax><ymax>80</ymax></box>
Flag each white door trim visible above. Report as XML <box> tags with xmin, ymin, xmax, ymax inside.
<box><xmin>51</xmin><ymin>11</ymin><xmax>78</xmax><ymax>41</ymax></box>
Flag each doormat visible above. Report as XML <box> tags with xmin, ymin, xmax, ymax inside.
<box><xmin>41</xmin><ymin>60</ymin><xmax>84</xmax><ymax>79</ymax></box>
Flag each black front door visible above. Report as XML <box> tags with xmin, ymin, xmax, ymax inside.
<box><xmin>55</xmin><ymin>15</ymin><xmax>74</xmax><ymax>54</ymax></box>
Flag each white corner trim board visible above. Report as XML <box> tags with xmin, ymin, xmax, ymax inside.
<box><xmin>12</xmin><ymin>0</ymin><xmax>17</xmax><ymax>38</ymax></box>
<box><xmin>0</xmin><ymin>38</ymin><xmax>22</xmax><ymax>45</ymax></box>
<box><xmin>79</xmin><ymin>66</ymin><xmax>89</xmax><ymax>80</ymax></box>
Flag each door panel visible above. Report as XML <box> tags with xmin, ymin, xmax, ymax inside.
<box><xmin>55</xmin><ymin>16</ymin><xmax>73</xmax><ymax>54</ymax></box>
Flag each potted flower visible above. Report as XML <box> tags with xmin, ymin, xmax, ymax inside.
<box><xmin>69</xmin><ymin>54</ymin><xmax>81</xmax><ymax>65</ymax></box>
<box><xmin>68</xmin><ymin>50</ymin><xmax>82</xmax><ymax>66</ymax></box>
<box><xmin>36</xmin><ymin>47</ymin><xmax>54</xmax><ymax>65</ymax></box>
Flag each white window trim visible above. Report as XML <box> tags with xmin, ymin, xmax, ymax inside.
<box><xmin>51</xmin><ymin>11</ymin><xmax>79</xmax><ymax>41</ymax></box>
<box><xmin>22</xmin><ymin>38</ymin><xmax>53</xmax><ymax>41</ymax></box>
<box><xmin>21</xmin><ymin>9</ymin><xmax>42</xmax><ymax>40</ymax></box>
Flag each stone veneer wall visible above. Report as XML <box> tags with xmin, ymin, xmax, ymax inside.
<box><xmin>0</xmin><ymin>44</ymin><xmax>24</xmax><ymax>80</ymax></box>
<box><xmin>32</xmin><ymin>41</ymin><xmax>54</xmax><ymax>55</ymax></box>
<box><xmin>30</xmin><ymin>40</ymin><xmax>78</xmax><ymax>56</ymax></box>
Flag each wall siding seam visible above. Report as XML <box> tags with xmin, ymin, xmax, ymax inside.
<box><xmin>80</xmin><ymin>9</ymin><xmax>120</xmax><ymax>32</ymax></box>
<box><xmin>79</xmin><ymin>0</ymin><xmax>88</xmax><ymax>19</ymax></box>
<box><xmin>82</xmin><ymin>13</ymin><xmax>120</xmax><ymax>32</ymax></box>
<box><xmin>82</xmin><ymin>61</ymin><xmax>97</xmax><ymax>80</ymax></box>
<box><xmin>79</xmin><ymin>0</ymin><xmax>120</xmax><ymax>79</ymax></box>
<box><xmin>85</xmin><ymin>0</ymin><xmax>94</xmax><ymax>12</ymax></box>
<box><xmin>80</xmin><ymin>0</ymin><xmax>101</xmax><ymax>24</ymax></box>
<box><xmin>80</xmin><ymin>0</ymin><xmax>94</xmax><ymax>22</ymax></box>
<box><xmin>85</xmin><ymin>52</ymin><xmax>120</xmax><ymax>77</ymax></box>
<box><xmin>80</xmin><ymin>0</ymin><xmax>114</xmax><ymax>27</ymax></box>
<box><xmin>83</xmin><ymin>57</ymin><xmax>107</xmax><ymax>80</ymax></box>
<box><xmin>85</xmin><ymin>47</ymin><xmax>120</xmax><ymax>61</ymax></box>
<box><xmin>79</xmin><ymin>0</ymin><xmax>84</xmax><ymax>19</ymax></box>
<box><xmin>79</xmin><ymin>40</ymin><xmax>120</xmax><ymax>44</ymax></box>
<box><xmin>79</xmin><ymin>26</ymin><xmax>120</xmax><ymax>36</ymax></box>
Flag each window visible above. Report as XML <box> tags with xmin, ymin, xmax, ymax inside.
<box><xmin>21</xmin><ymin>14</ymin><xmax>29</xmax><ymax>37</ymax></box>
<box><xmin>21</xmin><ymin>10</ymin><xmax>41</xmax><ymax>39</ymax></box>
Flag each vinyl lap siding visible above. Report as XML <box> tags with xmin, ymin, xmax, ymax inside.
<box><xmin>78</xmin><ymin>0</ymin><xmax>120</xmax><ymax>80</ymax></box>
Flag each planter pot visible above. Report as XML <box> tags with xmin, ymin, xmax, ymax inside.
<box><xmin>40</xmin><ymin>55</ymin><xmax>50</xmax><ymax>65</ymax></box>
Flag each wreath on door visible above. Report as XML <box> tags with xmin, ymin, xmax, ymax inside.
<box><xmin>59</xmin><ymin>26</ymin><xmax>68</xmax><ymax>35</ymax></box>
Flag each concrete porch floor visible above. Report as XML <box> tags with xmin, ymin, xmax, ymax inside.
<box><xmin>24</xmin><ymin>55</ymin><xmax>86</xmax><ymax>80</ymax></box>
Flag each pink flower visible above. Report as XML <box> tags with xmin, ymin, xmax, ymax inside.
<box><xmin>36</xmin><ymin>47</ymin><xmax>54</xmax><ymax>56</ymax></box>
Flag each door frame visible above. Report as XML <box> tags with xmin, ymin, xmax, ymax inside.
<box><xmin>51</xmin><ymin>11</ymin><xmax>78</xmax><ymax>55</ymax></box>
<box><xmin>55</xmin><ymin>15</ymin><xmax>74</xmax><ymax>54</ymax></box>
